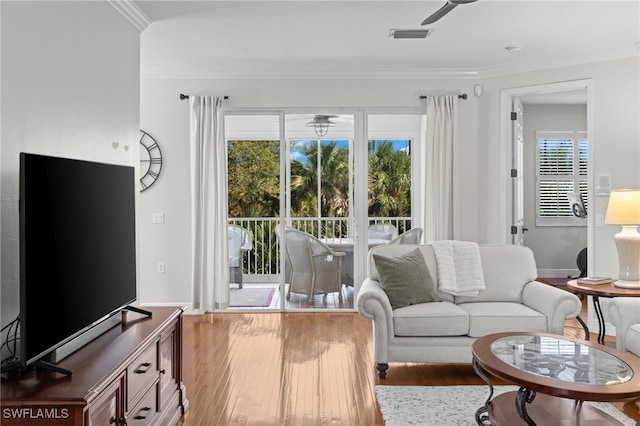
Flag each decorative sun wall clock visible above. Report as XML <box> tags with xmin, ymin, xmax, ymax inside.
<box><xmin>139</xmin><ymin>130</ymin><xmax>163</xmax><ymax>192</ymax></box>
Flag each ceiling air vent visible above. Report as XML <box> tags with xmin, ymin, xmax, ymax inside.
<box><xmin>389</xmin><ymin>29</ymin><xmax>433</xmax><ymax>39</ymax></box>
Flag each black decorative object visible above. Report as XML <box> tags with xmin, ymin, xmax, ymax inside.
<box><xmin>140</xmin><ymin>131</ymin><xmax>162</xmax><ymax>192</ymax></box>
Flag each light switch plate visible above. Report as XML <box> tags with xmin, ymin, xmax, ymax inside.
<box><xmin>595</xmin><ymin>174</ymin><xmax>611</xmax><ymax>195</ymax></box>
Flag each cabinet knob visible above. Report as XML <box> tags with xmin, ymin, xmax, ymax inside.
<box><xmin>160</xmin><ymin>369</ymin><xmax>166</xmax><ymax>374</ymax></box>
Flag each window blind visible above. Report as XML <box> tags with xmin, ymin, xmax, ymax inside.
<box><xmin>535</xmin><ymin>131</ymin><xmax>588</xmax><ymax>225</ymax></box>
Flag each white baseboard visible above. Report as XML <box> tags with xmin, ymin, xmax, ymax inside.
<box><xmin>537</xmin><ymin>269</ymin><xmax>578</xmax><ymax>277</ymax></box>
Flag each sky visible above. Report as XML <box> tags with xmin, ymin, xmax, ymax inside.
<box><xmin>291</xmin><ymin>139</ymin><xmax>411</xmax><ymax>163</ymax></box>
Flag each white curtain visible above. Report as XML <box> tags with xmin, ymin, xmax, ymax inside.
<box><xmin>189</xmin><ymin>96</ymin><xmax>229</xmax><ymax>311</ymax></box>
<box><xmin>421</xmin><ymin>95</ymin><xmax>458</xmax><ymax>242</ymax></box>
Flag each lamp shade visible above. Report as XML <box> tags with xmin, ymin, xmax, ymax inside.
<box><xmin>604</xmin><ymin>189</ymin><xmax>640</xmax><ymax>225</ymax></box>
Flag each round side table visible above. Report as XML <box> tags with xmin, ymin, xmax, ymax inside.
<box><xmin>567</xmin><ymin>279</ymin><xmax>640</xmax><ymax>344</ymax></box>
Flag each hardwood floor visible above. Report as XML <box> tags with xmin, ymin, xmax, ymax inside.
<box><xmin>228</xmin><ymin>284</ymin><xmax>355</xmax><ymax>310</ymax></box>
<box><xmin>178</xmin><ymin>305</ymin><xmax>640</xmax><ymax>425</ymax></box>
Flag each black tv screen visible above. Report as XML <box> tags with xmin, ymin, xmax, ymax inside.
<box><xmin>19</xmin><ymin>153</ymin><xmax>137</xmax><ymax>367</ymax></box>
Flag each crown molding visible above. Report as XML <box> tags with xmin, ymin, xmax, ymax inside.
<box><xmin>106</xmin><ymin>0</ymin><xmax>151</xmax><ymax>33</ymax></box>
<box><xmin>472</xmin><ymin>46</ymin><xmax>640</xmax><ymax>79</ymax></box>
<box><xmin>140</xmin><ymin>48</ymin><xmax>639</xmax><ymax>80</ymax></box>
<box><xmin>140</xmin><ymin>67</ymin><xmax>480</xmax><ymax>80</ymax></box>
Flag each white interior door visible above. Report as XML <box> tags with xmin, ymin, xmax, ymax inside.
<box><xmin>511</xmin><ymin>97</ymin><xmax>526</xmax><ymax>245</ymax></box>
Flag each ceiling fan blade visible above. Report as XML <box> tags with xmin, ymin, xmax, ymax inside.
<box><xmin>421</xmin><ymin>2</ymin><xmax>457</xmax><ymax>25</ymax></box>
<box><xmin>332</xmin><ymin>117</ymin><xmax>354</xmax><ymax>123</ymax></box>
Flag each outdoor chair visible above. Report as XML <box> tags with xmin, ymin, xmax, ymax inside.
<box><xmin>388</xmin><ymin>227</ymin><xmax>423</xmax><ymax>245</ymax></box>
<box><xmin>281</xmin><ymin>227</ymin><xmax>346</xmax><ymax>304</ymax></box>
<box><xmin>228</xmin><ymin>224</ymin><xmax>253</xmax><ymax>288</ymax></box>
<box><xmin>368</xmin><ymin>223</ymin><xmax>398</xmax><ymax>241</ymax></box>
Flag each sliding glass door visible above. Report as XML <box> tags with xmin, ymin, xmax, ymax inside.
<box><xmin>225</xmin><ymin>114</ymin><xmax>283</xmax><ymax>310</ymax></box>
<box><xmin>367</xmin><ymin>114</ymin><xmax>425</xmax><ymax>237</ymax></box>
<box><xmin>284</xmin><ymin>113</ymin><xmax>355</xmax><ymax>309</ymax></box>
<box><xmin>224</xmin><ymin>109</ymin><xmax>424</xmax><ymax>311</ymax></box>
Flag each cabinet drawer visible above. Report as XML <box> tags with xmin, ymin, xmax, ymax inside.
<box><xmin>127</xmin><ymin>385</ymin><xmax>158</xmax><ymax>426</ymax></box>
<box><xmin>127</xmin><ymin>343</ymin><xmax>158</xmax><ymax>407</ymax></box>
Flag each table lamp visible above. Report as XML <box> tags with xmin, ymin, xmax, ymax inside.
<box><xmin>605</xmin><ymin>189</ymin><xmax>640</xmax><ymax>288</ymax></box>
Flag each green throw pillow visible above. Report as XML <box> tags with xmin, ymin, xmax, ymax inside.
<box><xmin>373</xmin><ymin>248</ymin><xmax>439</xmax><ymax>309</ymax></box>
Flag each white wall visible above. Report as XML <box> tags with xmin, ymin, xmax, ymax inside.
<box><xmin>139</xmin><ymin>57</ymin><xmax>639</xmax><ymax>309</ymax></box>
<box><xmin>477</xmin><ymin>57</ymin><xmax>640</xmax><ymax>279</ymax></box>
<box><xmin>0</xmin><ymin>1</ymin><xmax>140</xmax><ymax>338</ymax></box>
<box><xmin>139</xmin><ymin>79</ymin><xmax>481</xmax><ymax>308</ymax></box>
<box><xmin>523</xmin><ymin>104</ymin><xmax>588</xmax><ymax>276</ymax></box>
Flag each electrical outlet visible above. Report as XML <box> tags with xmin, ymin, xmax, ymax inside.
<box><xmin>157</xmin><ymin>262</ymin><xmax>165</xmax><ymax>273</ymax></box>
<box><xmin>152</xmin><ymin>213</ymin><xmax>164</xmax><ymax>224</ymax></box>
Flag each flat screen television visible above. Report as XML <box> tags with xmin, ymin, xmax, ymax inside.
<box><xmin>17</xmin><ymin>153</ymin><xmax>138</xmax><ymax>374</ymax></box>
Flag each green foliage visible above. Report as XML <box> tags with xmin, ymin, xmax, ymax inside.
<box><xmin>290</xmin><ymin>141</ymin><xmax>350</xmax><ymax>218</ymax></box>
<box><xmin>227</xmin><ymin>139</ymin><xmax>411</xmax><ymax>220</ymax></box>
<box><xmin>368</xmin><ymin>140</ymin><xmax>411</xmax><ymax>217</ymax></box>
<box><xmin>227</xmin><ymin>140</ymin><xmax>280</xmax><ymax>217</ymax></box>
<box><xmin>244</xmin><ymin>220</ymin><xmax>280</xmax><ymax>274</ymax></box>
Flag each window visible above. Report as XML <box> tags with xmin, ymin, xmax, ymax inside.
<box><xmin>535</xmin><ymin>131</ymin><xmax>587</xmax><ymax>226</ymax></box>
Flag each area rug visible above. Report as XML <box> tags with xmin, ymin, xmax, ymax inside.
<box><xmin>229</xmin><ymin>287</ymin><xmax>276</xmax><ymax>307</ymax></box>
<box><xmin>375</xmin><ymin>385</ymin><xmax>635</xmax><ymax>426</ymax></box>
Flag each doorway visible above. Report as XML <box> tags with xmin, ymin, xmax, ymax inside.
<box><xmin>500</xmin><ymin>80</ymin><xmax>592</xmax><ymax>279</ymax></box>
<box><xmin>224</xmin><ymin>109</ymin><xmax>424</xmax><ymax>311</ymax></box>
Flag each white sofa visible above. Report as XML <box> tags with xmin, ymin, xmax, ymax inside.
<box><xmin>356</xmin><ymin>243</ymin><xmax>582</xmax><ymax>378</ymax></box>
<box><xmin>608</xmin><ymin>297</ymin><xmax>640</xmax><ymax>358</ymax></box>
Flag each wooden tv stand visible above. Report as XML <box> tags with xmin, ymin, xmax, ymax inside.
<box><xmin>1</xmin><ymin>306</ymin><xmax>188</xmax><ymax>426</ymax></box>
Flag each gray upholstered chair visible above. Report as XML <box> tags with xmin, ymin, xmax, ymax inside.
<box><xmin>608</xmin><ymin>297</ymin><xmax>640</xmax><ymax>358</ymax></box>
<box><xmin>389</xmin><ymin>227</ymin><xmax>423</xmax><ymax>245</ymax></box>
<box><xmin>228</xmin><ymin>224</ymin><xmax>253</xmax><ymax>289</ymax></box>
<box><xmin>282</xmin><ymin>227</ymin><xmax>346</xmax><ymax>304</ymax></box>
<box><xmin>368</xmin><ymin>223</ymin><xmax>398</xmax><ymax>241</ymax></box>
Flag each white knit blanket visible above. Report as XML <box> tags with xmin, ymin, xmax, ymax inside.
<box><xmin>432</xmin><ymin>240</ymin><xmax>485</xmax><ymax>297</ymax></box>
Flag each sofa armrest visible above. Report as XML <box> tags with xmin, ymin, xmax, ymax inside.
<box><xmin>608</xmin><ymin>297</ymin><xmax>640</xmax><ymax>353</ymax></box>
<box><xmin>356</xmin><ymin>278</ymin><xmax>394</xmax><ymax>364</ymax></box>
<box><xmin>522</xmin><ymin>281</ymin><xmax>582</xmax><ymax>335</ymax></box>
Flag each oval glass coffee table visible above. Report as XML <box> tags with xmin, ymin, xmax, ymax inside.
<box><xmin>472</xmin><ymin>332</ymin><xmax>640</xmax><ymax>425</ymax></box>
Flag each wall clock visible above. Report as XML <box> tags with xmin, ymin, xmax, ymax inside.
<box><xmin>140</xmin><ymin>131</ymin><xmax>163</xmax><ymax>192</ymax></box>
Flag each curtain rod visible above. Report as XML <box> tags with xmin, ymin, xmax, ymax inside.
<box><xmin>180</xmin><ymin>93</ymin><xmax>229</xmax><ymax>100</ymax></box>
<box><xmin>419</xmin><ymin>93</ymin><xmax>467</xmax><ymax>100</ymax></box>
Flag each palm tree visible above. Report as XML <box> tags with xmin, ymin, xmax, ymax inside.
<box><xmin>290</xmin><ymin>140</ymin><xmax>350</xmax><ymax>218</ymax></box>
<box><xmin>368</xmin><ymin>140</ymin><xmax>411</xmax><ymax>218</ymax></box>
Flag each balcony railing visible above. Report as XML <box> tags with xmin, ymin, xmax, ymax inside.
<box><xmin>228</xmin><ymin>217</ymin><xmax>412</xmax><ymax>280</ymax></box>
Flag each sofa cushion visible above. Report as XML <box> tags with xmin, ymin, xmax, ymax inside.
<box><xmin>393</xmin><ymin>302</ymin><xmax>470</xmax><ymax>337</ymax></box>
<box><xmin>458</xmin><ymin>302</ymin><xmax>548</xmax><ymax>338</ymax></box>
<box><xmin>626</xmin><ymin>324</ymin><xmax>640</xmax><ymax>357</ymax></box>
<box><xmin>373</xmin><ymin>248</ymin><xmax>439</xmax><ymax>309</ymax></box>
<box><xmin>455</xmin><ymin>245</ymin><xmax>538</xmax><ymax>304</ymax></box>
<box><xmin>368</xmin><ymin>245</ymin><xmax>454</xmax><ymax>303</ymax></box>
